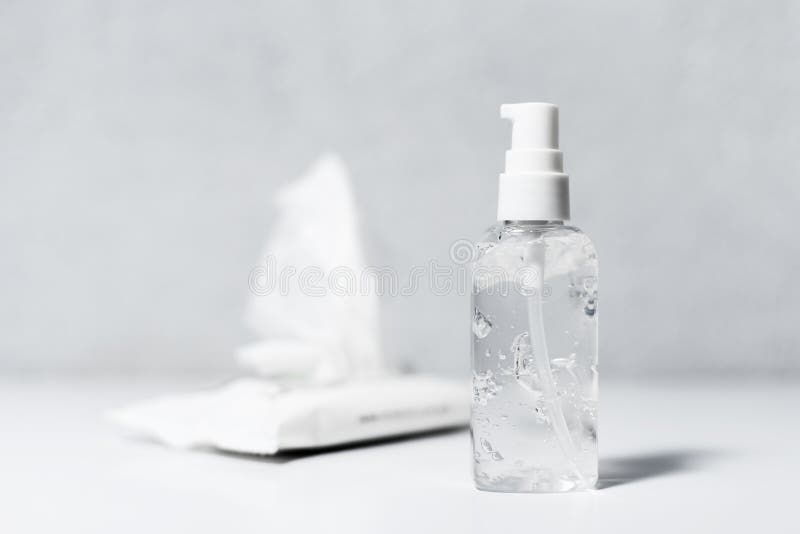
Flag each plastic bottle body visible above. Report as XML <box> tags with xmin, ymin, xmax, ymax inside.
<box><xmin>471</xmin><ymin>221</ymin><xmax>598</xmax><ymax>492</ymax></box>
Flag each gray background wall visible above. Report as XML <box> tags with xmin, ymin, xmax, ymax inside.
<box><xmin>2</xmin><ymin>0</ymin><xmax>798</xmax><ymax>377</ymax></box>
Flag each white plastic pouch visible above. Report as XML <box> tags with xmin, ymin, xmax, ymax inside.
<box><xmin>110</xmin><ymin>375</ymin><xmax>468</xmax><ymax>454</ymax></box>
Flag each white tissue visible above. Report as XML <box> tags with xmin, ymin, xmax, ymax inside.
<box><xmin>109</xmin><ymin>376</ymin><xmax>468</xmax><ymax>454</ymax></box>
<box><xmin>240</xmin><ymin>154</ymin><xmax>382</xmax><ymax>383</ymax></box>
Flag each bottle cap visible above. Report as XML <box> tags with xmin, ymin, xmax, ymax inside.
<box><xmin>497</xmin><ymin>102</ymin><xmax>570</xmax><ymax>221</ymax></box>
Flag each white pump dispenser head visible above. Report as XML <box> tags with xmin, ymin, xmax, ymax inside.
<box><xmin>497</xmin><ymin>102</ymin><xmax>570</xmax><ymax>221</ymax></box>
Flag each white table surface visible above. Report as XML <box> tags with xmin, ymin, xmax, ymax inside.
<box><xmin>2</xmin><ymin>376</ymin><xmax>798</xmax><ymax>533</ymax></box>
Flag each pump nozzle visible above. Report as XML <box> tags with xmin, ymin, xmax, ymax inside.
<box><xmin>501</xmin><ymin>102</ymin><xmax>563</xmax><ymax>174</ymax></box>
<box><xmin>496</xmin><ymin>102</ymin><xmax>570</xmax><ymax>221</ymax></box>
<box><xmin>501</xmin><ymin>102</ymin><xmax>559</xmax><ymax>151</ymax></box>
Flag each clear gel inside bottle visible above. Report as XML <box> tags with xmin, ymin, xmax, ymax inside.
<box><xmin>471</xmin><ymin>219</ymin><xmax>598</xmax><ymax>492</ymax></box>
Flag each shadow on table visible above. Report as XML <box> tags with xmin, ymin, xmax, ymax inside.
<box><xmin>212</xmin><ymin>426</ymin><xmax>468</xmax><ymax>464</ymax></box>
<box><xmin>598</xmin><ymin>449</ymin><xmax>724</xmax><ymax>489</ymax></box>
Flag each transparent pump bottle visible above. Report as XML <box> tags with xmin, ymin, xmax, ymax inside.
<box><xmin>471</xmin><ymin>103</ymin><xmax>598</xmax><ymax>492</ymax></box>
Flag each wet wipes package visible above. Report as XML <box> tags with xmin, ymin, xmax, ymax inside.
<box><xmin>110</xmin><ymin>154</ymin><xmax>469</xmax><ymax>454</ymax></box>
<box><xmin>110</xmin><ymin>376</ymin><xmax>468</xmax><ymax>454</ymax></box>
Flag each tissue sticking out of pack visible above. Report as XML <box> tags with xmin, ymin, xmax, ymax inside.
<box><xmin>109</xmin><ymin>375</ymin><xmax>468</xmax><ymax>454</ymax></box>
<box><xmin>239</xmin><ymin>154</ymin><xmax>383</xmax><ymax>384</ymax></box>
